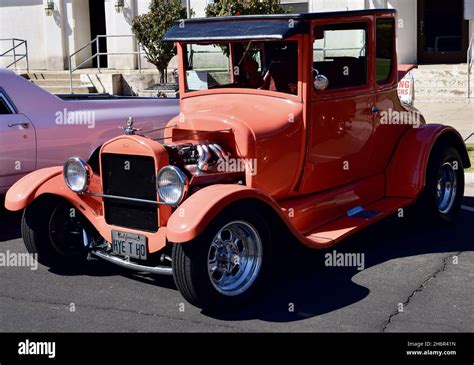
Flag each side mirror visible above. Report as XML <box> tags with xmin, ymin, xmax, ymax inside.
<box><xmin>312</xmin><ymin>68</ymin><xmax>329</xmax><ymax>91</ymax></box>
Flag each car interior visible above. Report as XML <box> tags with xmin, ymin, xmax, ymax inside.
<box><xmin>312</xmin><ymin>22</ymin><xmax>368</xmax><ymax>90</ymax></box>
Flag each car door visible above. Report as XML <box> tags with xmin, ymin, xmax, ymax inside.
<box><xmin>369</xmin><ymin>16</ymin><xmax>412</xmax><ymax>173</ymax></box>
<box><xmin>0</xmin><ymin>89</ymin><xmax>36</xmax><ymax>191</ymax></box>
<box><xmin>299</xmin><ymin>19</ymin><xmax>376</xmax><ymax>194</ymax></box>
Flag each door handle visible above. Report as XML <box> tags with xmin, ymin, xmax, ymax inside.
<box><xmin>8</xmin><ymin>122</ymin><xmax>29</xmax><ymax>128</ymax></box>
<box><xmin>371</xmin><ymin>106</ymin><xmax>380</xmax><ymax>114</ymax></box>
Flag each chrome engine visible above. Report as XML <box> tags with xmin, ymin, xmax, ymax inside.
<box><xmin>164</xmin><ymin>142</ymin><xmax>229</xmax><ymax>172</ymax></box>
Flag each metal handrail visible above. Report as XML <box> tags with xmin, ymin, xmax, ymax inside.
<box><xmin>68</xmin><ymin>34</ymin><xmax>143</xmax><ymax>94</ymax></box>
<box><xmin>468</xmin><ymin>37</ymin><xmax>473</xmax><ymax>98</ymax></box>
<box><xmin>0</xmin><ymin>38</ymin><xmax>29</xmax><ymax>72</ymax></box>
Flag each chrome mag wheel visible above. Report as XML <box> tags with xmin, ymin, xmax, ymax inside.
<box><xmin>207</xmin><ymin>220</ymin><xmax>263</xmax><ymax>296</ymax></box>
<box><xmin>436</xmin><ymin>161</ymin><xmax>457</xmax><ymax>214</ymax></box>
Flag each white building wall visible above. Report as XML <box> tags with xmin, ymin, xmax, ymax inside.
<box><xmin>387</xmin><ymin>0</ymin><xmax>417</xmax><ymax>64</ymax></box>
<box><xmin>366</xmin><ymin>0</ymin><xmax>388</xmax><ymax>9</ymax></box>
<box><xmin>1</xmin><ymin>0</ymin><xmax>471</xmax><ymax>72</ymax></box>
<box><xmin>43</xmin><ymin>0</ymin><xmax>67</xmax><ymax>70</ymax></box>
<box><xmin>104</xmin><ymin>0</ymin><xmax>186</xmax><ymax>71</ymax></box>
<box><xmin>136</xmin><ymin>0</ymin><xmax>152</xmax><ymax>69</ymax></box>
<box><xmin>471</xmin><ymin>21</ymin><xmax>474</xmax><ymax>39</ymax></box>
<box><xmin>61</xmin><ymin>0</ymin><xmax>93</xmax><ymax>70</ymax></box>
<box><xmin>104</xmin><ymin>0</ymin><xmax>137</xmax><ymax>70</ymax></box>
<box><xmin>68</xmin><ymin>0</ymin><xmax>92</xmax><ymax>69</ymax></box>
<box><xmin>309</xmin><ymin>0</ymin><xmax>365</xmax><ymax>12</ymax></box>
<box><xmin>466</xmin><ymin>0</ymin><xmax>474</xmax><ymax>53</ymax></box>
<box><xmin>0</xmin><ymin>0</ymin><xmax>47</xmax><ymax>70</ymax></box>
<box><xmin>192</xmin><ymin>0</ymin><xmax>208</xmax><ymax>17</ymax></box>
<box><xmin>0</xmin><ymin>0</ymin><xmax>93</xmax><ymax>71</ymax></box>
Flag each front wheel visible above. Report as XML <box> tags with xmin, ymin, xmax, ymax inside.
<box><xmin>172</xmin><ymin>206</ymin><xmax>271</xmax><ymax>311</ymax></box>
<box><xmin>22</xmin><ymin>195</ymin><xmax>88</xmax><ymax>268</ymax></box>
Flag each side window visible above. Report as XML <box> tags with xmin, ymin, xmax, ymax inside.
<box><xmin>376</xmin><ymin>18</ymin><xmax>394</xmax><ymax>84</ymax></box>
<box><xmin>0</xmin><ymin>92</ymin><xmax>14</xmax><ymax>115</ymax></box>
<box><xmin>313</xmin><ymin>23</ymin><xmax>368</xmax><ymax>89</ymax></box>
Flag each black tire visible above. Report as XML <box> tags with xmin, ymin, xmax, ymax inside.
<box><xmin>22</xmin><ymin>195</ymin><xmax>88</xmax><ymax>268</ymax></box>
<box><xmin>414</xmin><ymin>145</ymin><xmax>464</xmax><ymax>223</ymax></box>
<box><xmin>172</xmin><ymin>205</ymin><xmax>272</xmax><ymax>311</ymax></box>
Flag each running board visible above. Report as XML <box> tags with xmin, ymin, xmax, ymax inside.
<box><xmin>305</xmin><ymin>197</ymin><xmax>413</xmax><ymax>248</ymax></box>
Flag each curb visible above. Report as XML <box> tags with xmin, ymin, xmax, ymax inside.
<box><xmin>466</xmin><ymin>172</ymin><xmax>474</xmax><ymax>186</ymax></box>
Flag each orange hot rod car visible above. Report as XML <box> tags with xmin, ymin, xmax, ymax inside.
<box><xmin>5</xmin><ymin>9</ymin><xmax>470</xmax><ymax>311</ymax></box>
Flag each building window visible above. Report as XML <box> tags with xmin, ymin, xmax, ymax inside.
<box><xmin>376</xmin><ymin>18</ymin><xmax>394</xmax><ymax>84</ymax></box>
<box><xmin>313</xmin><ymin>22</ymin><xmax>368</xmax><ymax>89</ymax></box>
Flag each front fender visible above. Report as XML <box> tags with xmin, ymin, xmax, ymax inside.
<box><xmin>5</xmin><ymin>167</ymin><xmax>62</xmax><ymax>211</ymax></box>
<box><xmin>166</xmin><ymin>184</ymin><xmax>284</xmax><ymax>243</ymax></box>
<box><xmin>386</xmin><ymin>124</ymin><xmax>469</xmax><ymax>198</ymax></box>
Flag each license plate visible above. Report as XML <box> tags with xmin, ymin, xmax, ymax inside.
<box><xmin>111</xmin><ymin>231</ymin><xmax>147</xmax><ymax>260</ymax></box>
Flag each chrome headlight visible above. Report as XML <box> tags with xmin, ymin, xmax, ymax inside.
<box><xmin>63</xmin><ymin>157</ymin><xmax>92</xmax><ymax>193</ymax></box>
<box><xmin>157</xmin><ymin>166</ymin><xmax>188</xmax><ymax>205</ymax></box>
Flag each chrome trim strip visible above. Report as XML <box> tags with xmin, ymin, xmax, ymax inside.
<box><xmin>91</xmin><ymin>250</ymin><xmax>173</xmax><ymax>275</ymax></box>
<box><xmin>85</xmin><ymin>192</ymin><xmax>173</xmax><ymax>206</ymax></box>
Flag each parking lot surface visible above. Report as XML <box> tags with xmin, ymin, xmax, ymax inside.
<box><xmin>1</xmin><ymin>194</ymin><xmax>473</xmax><ymax>332</ymax></box>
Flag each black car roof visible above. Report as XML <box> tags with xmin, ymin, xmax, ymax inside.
<box><xmin>163</xmin><ymin>9</ymin><xmax>396</xmax><ymax>42</ymax></box>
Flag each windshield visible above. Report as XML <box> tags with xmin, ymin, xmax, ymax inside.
<box><xmin>183</xmin><ymin>40</ymin><xmax>298</xmax><ymax>95</ymax></box>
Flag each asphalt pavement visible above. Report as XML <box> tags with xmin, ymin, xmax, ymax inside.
<box><xmin>0</xmin><ymin>194</ymin><xmax>473</xmax><ymax>332</ymax></box>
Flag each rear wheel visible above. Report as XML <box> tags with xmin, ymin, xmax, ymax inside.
<box><xmin>172</xmin><ymin>206</ymin><xmax>271</xmax><ymax>311</ymax></box>
<box><xmin>22</xmin><ymin>195</ymin><xmax>88</xmax><ymax>268</ymax></box>
<box><xmin>415</xmin><ymin>146</ymin><xmax>464</xmax><ymax>223</ymax></box>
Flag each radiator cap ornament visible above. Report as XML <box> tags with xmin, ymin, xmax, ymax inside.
<box><xmin>121</xmin><ymin>116</ymin><xmax>141</xmax><ymax>135</ymax></box>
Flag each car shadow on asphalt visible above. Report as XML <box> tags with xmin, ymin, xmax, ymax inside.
<box><xmin>204</xmin><ymin>208</ymin><xmax>474</xmax><ymax>322</ymax></box>
<box><xmin>1</xmin><ymin>199</ymin><xmax>473</xmax><ymax>322</ymax></box>
<box><xmin>0</xmin><ymin>204</ymin><xmax>22</xmax><ymax>242</ymax></box>
<box><xmin>50</xmin><ymin>260</ymin><xmax>177</xmax><ymax>290</ymax></box>
<box><xmin>0</xmin><ymin>207</ymin><xmax>176</xmax><ymax>288</ymax></box>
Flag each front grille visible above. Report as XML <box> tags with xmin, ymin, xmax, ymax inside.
<box><xmin>101</xmin><ymin>153</ymin><xmax>158</xmax><ymax>232</ymax></box>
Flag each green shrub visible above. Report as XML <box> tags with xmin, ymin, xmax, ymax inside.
<box><xmin>205</xmin><ymin>0</ymin><xmax>286</xmax><ymax>17</ymax></box>
<box><xmin>132</xmin><ymin>0</ymin><xmax>188</xmax><ymax>83</ymax></box>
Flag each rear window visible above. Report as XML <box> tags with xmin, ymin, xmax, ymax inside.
<box><xmin>376</xmin><ymin>18</ymin><xmax>395</xmax><ymax>84</ymax></box>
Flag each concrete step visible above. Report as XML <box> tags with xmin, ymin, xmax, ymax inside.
<box><xmin>414</xmin><ymin>64</ymin><xmax>468</xmax><ymax>75</ymax></box>
<box><xmin>414</xmin><ymin>78</ymin><xmax>468</xmax><ymax>88</ymax></box>
<box><xmin>410</xmin><ymin>64</ymin><xmax>470</xmax><ymax>100</ymax></box>
<box><xmin>32</xmin><ymin>79</ymin><xmax>84</xmax><ymax>87</ymax></box>
<box><xmin>28</xmin><ymin>72</ymin><xmax>81</xmax><ymax>80</ymax></box>
<box><xmin>415</xmin><ymin>87</ymin><xmax>468</xmax><ymax>98</ymax></box>
<box><xmin>413</xmin><ymin>72</ymin><xmax>467</xmax><ymax>79</ymax></box>
<box><xmin>414</xmin><ymin>97</ymin><xmax>472</xmax><ymax>104</ymax></box>
<box><xmin>26</xmin><ymin>72</ymin><xmax>97</xmax><ymax>94</ymax></box>
<box><xmin>41</xmin><ymin>86</ymin><xmax>96</xmax><ymax>94</ymax></box>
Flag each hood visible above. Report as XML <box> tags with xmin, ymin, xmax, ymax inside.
<box><xmin>174</xmin><ymin>93</ymin><xmax>306</xmax><ymax>198</ymax></box>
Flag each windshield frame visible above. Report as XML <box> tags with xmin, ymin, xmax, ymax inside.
<box><xmin>177</xmin><ymin>35</ymin><xmax>303</xmax><ymax>101</ymax></box>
